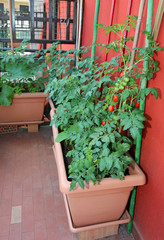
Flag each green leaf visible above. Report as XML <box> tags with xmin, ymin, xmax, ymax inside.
<box><xmin>78</xmin><ymin>178</ymin><xmax>84</xmax><ymax>189</ymax></box>
<box><xmin>120</xmin><ymin>118</ymin><xmax>130</xmax><ymax>127</ymax></box>
<box><xmin>96</xmin><ymin>141</ymin><xmax>101</xmax><ymax>147</ymax></box>
<box><xmin>101</xmin><ymin>135</ymin><xmax>110</xmax><ymax>142</ymax></box>
<box><xmin>133</xmin><ymin>119</ymin><xmax>144</xmax><ymax>129</ymax></box>
<box><xmin>0</xmin><ymin>85</ymin><xmax>14</xmax><ymax>106</ymax></box>
<box><xmin>70</xmin><ymin>180</ymin><xmax>77</xmax><ymax>191</ymax></box>
<box><xmin>106</xmin><ymin>157</ymin><xmax>113</xmax><ymax>171</ymax></box>
<box><xmin>122</xmin><ymin>89</ymin><xmax>130</xmax><ymax>101</ymax></box>
<box><xmin>125</xmin><ymin>25</ymin><xmax>130</xmax><ymax>31</ymax></box>
<box><xmin>109</xmin><ymin>133</ymin><xmax>115</xmax><ymax>143</ymax></box>
<box><xmin>100</xmin><ymin>158</ymin><xmax>106</xmax><ymax>171</ymax></box>
<box><xmin>129</xmin><ymin>21</ymin><xmax>136</xmax><ymax>28</ymax></box>
<box><xmin>117</xmin><ymin>143</ymin><xmax>130</xmax><ymax>154</ymax></box>
<box><xmin>121</xmin><ymin>156</ymin><xmax>132</xmax><ymax>164</ymax></box>
<box><xmin>151</xmin><ymin>88</ymin><xmax>158</xmax><ymax>99</ymax></box>
<box><xmin>123</xmin><ymin>120</ymin><xmax>132</xmax><ymax>130</ymax></box>
<box><xmin>5</xmin><ymin>63</ymin><xmax>33</xmax><ymax>80</ymax></box>
<box><xmin>130</xmin><ymin>127</ymin><xmax>139</xmax><ymax>139</ymax></box>
<box><xmin>90</xmin><ymin>133</ymin><xmax>99</xmax><ymax>139</ymax></box>
<box><xmin>136</xmin><ymin>114</ymin><xmax>147</xmax><ymax>121</ymax></box>
<box><xmin>103</xmin><ymin>147</ymin><xmax>110</xmax><ymax>157</ymax></box>
<box><xmin>55</xmin><ymin>123</ymin><xmax>79</xmax><ymax>142</ymax></box>
<box><xmin>84</xmin><ymin>159</ymin><xmax>90</xmax><ymax>168</ymax></box>
<box><xmin>92</xmin><ymin>148</ymin><xmax>100</xmax><ymax>153</ymax></box>
<box><xmin>114</xmin><ymin>158</ymin><xmax>121</xmax><ymax>170</ymax></box>
<box><xmin>55</xmin><ymin>131</ymin><xmax>70</xmax><ymax>142</ymax></box>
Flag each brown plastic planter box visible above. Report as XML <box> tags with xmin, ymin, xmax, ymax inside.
<box><xmin>0</xmin><ymin>92</ymin><xmax>48</xmax><ymax>125</ymax></box>
<box><xmin>50</xmin><ymin>108</ymin><xmax>146</xmax><ymax>238</ymax></box>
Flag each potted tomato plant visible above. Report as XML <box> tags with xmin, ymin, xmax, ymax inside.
<box><xmin>45</xmin><ymin>16</ymin><xmax>162</xmax><ymax>237</ymax></box>
<box><xmin>0</xmin><ymin>43</ymin><xmax>48</xmax><ymax>128</ymax></box>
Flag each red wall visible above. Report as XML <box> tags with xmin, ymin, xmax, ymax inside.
<box><xmin>82</xmin><ymin>1</ymin><xmax>164</xmax><ymax>239</ymax></box>
<box><xmin>133</xmin><ymin>11</ymin><xmax>164</xmax><ymax>240</ymax></box>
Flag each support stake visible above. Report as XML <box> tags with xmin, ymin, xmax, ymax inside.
<box><xmin>9</xmin><ymin>0</ymin><xmax>14</xmax><ymax>53</ymax></box>
<box><xmin>127</xmin><ymin>0</ymin><xmax>154</xmax><ymax>233</ymax></box>
<box><xmin>91</xmin><ymin>0</ymin><xmax>100</xmax><ymax>61</ymax></box>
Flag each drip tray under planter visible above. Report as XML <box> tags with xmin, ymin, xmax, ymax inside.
<box><xmin>63</xmin><ymin>194</ymin><xmax>131</xmax><ymax>240</ymax></box>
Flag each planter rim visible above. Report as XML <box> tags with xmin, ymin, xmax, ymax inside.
<box><xmin>50</xmin><ymin>109</ymin><xmax>146</xmax><ymax>195</ymax></box>
<box><xmin>13</xmin><ymin>92</ymin><xmax>49</xmax><ymax>99</ymax></box>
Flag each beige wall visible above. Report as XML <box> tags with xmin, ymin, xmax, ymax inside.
<box><xmin>1</xmin><ymin>0</ymin><xmax>29</xmax><ymax>11</ymax></box>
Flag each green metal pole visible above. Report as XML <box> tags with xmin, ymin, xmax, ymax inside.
<box><xmin>127</xmin><ymin>0</ymin><xmax>154</xmax><ymax>233</ymax></box>
<box><xmin>91</xmin><ymin>0</ymin><xmax>100</xmax><ymax>61</ymax></box>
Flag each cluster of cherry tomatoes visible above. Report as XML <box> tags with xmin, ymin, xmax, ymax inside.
<box><xmin>108</xmin><ymin>94</ymin><xmax>119</xmax><ymax>113</ymax></box>
<box><xmin>101</xmin><ymin>73</ymin><xmax>140</xmax><ymax>126</ymax></box>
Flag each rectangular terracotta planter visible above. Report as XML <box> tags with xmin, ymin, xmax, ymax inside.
<box><xmin>50</xmin><ymin>109</ymin><xmax>146</xmax><ymax>230</ymax></box>
<box><xmin>0</xmin><ymin>92</ymin><xmax>48</xmax><ymax>124</ymax></box>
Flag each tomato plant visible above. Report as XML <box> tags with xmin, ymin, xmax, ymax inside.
<box><xmin>45</xmin><ymin>16</ymin><xmax>162</xmax><ymax>190</ymax></box>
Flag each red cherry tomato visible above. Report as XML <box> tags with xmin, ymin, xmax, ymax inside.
<box><xmin>101</xmin><ymin>121</ymin><xmax>106</xmax><ymax>126</ymax></box>
<box><xmin>119</xmin><ymin>88</ymin><xmax>124</xmax><ymax>93</ymax></box>
<box><xmin>120</xmin><ymin>72</ymin><xmax>124</xmax><ymax>77</ymax></box>
<box><xmin>135</xmin><ymin>102</ymin><xmax>140</xmax><ymax>108</ymax></box>
<box><xmin>108</xmin><ymin>105</ymin><xmax>114</xmax><ymax>112</ymax></box>
<box><xmin>116</xmin><ymin>102</ymin><xmax>119</xmax><ymax>108</ymax></box>
<box><xmin>113</xmin><ymin>94</ymin><xmax>119</xmax><ymax>102</ymax></box>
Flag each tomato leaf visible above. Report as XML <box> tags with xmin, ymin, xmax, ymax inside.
<box><xmin>78</xmin><ymin>178</ymin><xmax>84</xmax><ymax>189</ymax></box>
<box><xmin>100</xmin><ymin>158</ymin><xmax>106</xmax><ymax>171</ymax></box>
<box><xmin>70</xmin><ymin>180</ymin><xmax>77</xmax><ymax>191</ymax></box>
<box><xmin>0</xmin><ymin>85</ymin><xmax>14</xmax><ymax>106</ymax></box>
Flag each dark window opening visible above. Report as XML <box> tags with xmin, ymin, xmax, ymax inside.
<box><xmin>0</xmin><ymin>3</ymin><xmax>4</xmax><ymax>11</ymax></box>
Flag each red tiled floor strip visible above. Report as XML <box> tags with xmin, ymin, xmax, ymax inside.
<box><xmin>0</xmin><ymin>126</ymin><xmax>135</xmax><ymax>240</ymax></box>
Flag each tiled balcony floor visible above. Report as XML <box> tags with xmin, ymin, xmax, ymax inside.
<box><xmin>0</xmin><ymin>125</ymin><xmax>134</xmax><ymax>240</ymax></box>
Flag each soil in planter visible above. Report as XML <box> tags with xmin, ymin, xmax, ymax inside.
<box><xmin>61</xmin><ymin>140</ymin><xmax>72</xmax><ymax>180</ymax></box>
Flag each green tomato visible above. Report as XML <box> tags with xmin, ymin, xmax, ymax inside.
<box><xmin>122</xmin><ymin>82</ymin><xmax>127</xmax><ymax>86</ymax></box>
<box><xmin>124</xmin><ymin>77</ymin><xmax>129</xmax><ymax>82</ymax></box>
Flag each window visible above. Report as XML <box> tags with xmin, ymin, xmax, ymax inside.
<box><xmin>0</xmin><ymin>0</ymin><xmax>77</xmax><ymax>51</ymax></box>
<box><xmin>0</xmin><ymin>3</ymin><xmax>4</xmax><ymax>11</ymax></box>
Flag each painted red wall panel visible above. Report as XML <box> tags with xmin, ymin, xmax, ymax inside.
<box><xmin>134</xmin><ymin>19</ymin><xmax>164</xmax><ymax>240</ymax></box>
<box><xmin>82</xmin><ymin>1</ymin><xmax>164</xmax><ymax>239</ymax></box>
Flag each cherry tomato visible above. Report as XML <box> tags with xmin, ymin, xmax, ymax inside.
<box><xmin>135</xmin><ymin>102</ymin><xmax>140</xmax><ymax>108</ymax></box>
<box><xmin>101</xmin><ymin>121</ymin><xmax>106</xmax><ymax>126</ymax></box>
<box><xmin>116</xmin><ymin>102</ymin><xmax>119</xmax><ymax>108</ymax></box>
<box><xmin>113</xmin><ymin>94</ymin><xmax>119</xmax><ymax>102</ymax></box>
<box><xmin>115</xmin><ymin>87</ymin><xmax>119</xmax><ymax>92</ymax></box>
<box><xmin>119</xmin><ymin>88</ymin><xmax>124</xmax><ymax>93</ymax></box>
<box><xmin>120</xmin><ymin>72</ymin><xmax>124</xmax><ymax>77</ymax></box>
<box><xmin>108</xmin><ymin>105</ymin><xmax>114</xmax><ymax>112</ymax></box>
<box><xmin>124</xmin><ymin>77</ymin><xmax>129</xmax><ymax>82</ymax></box>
